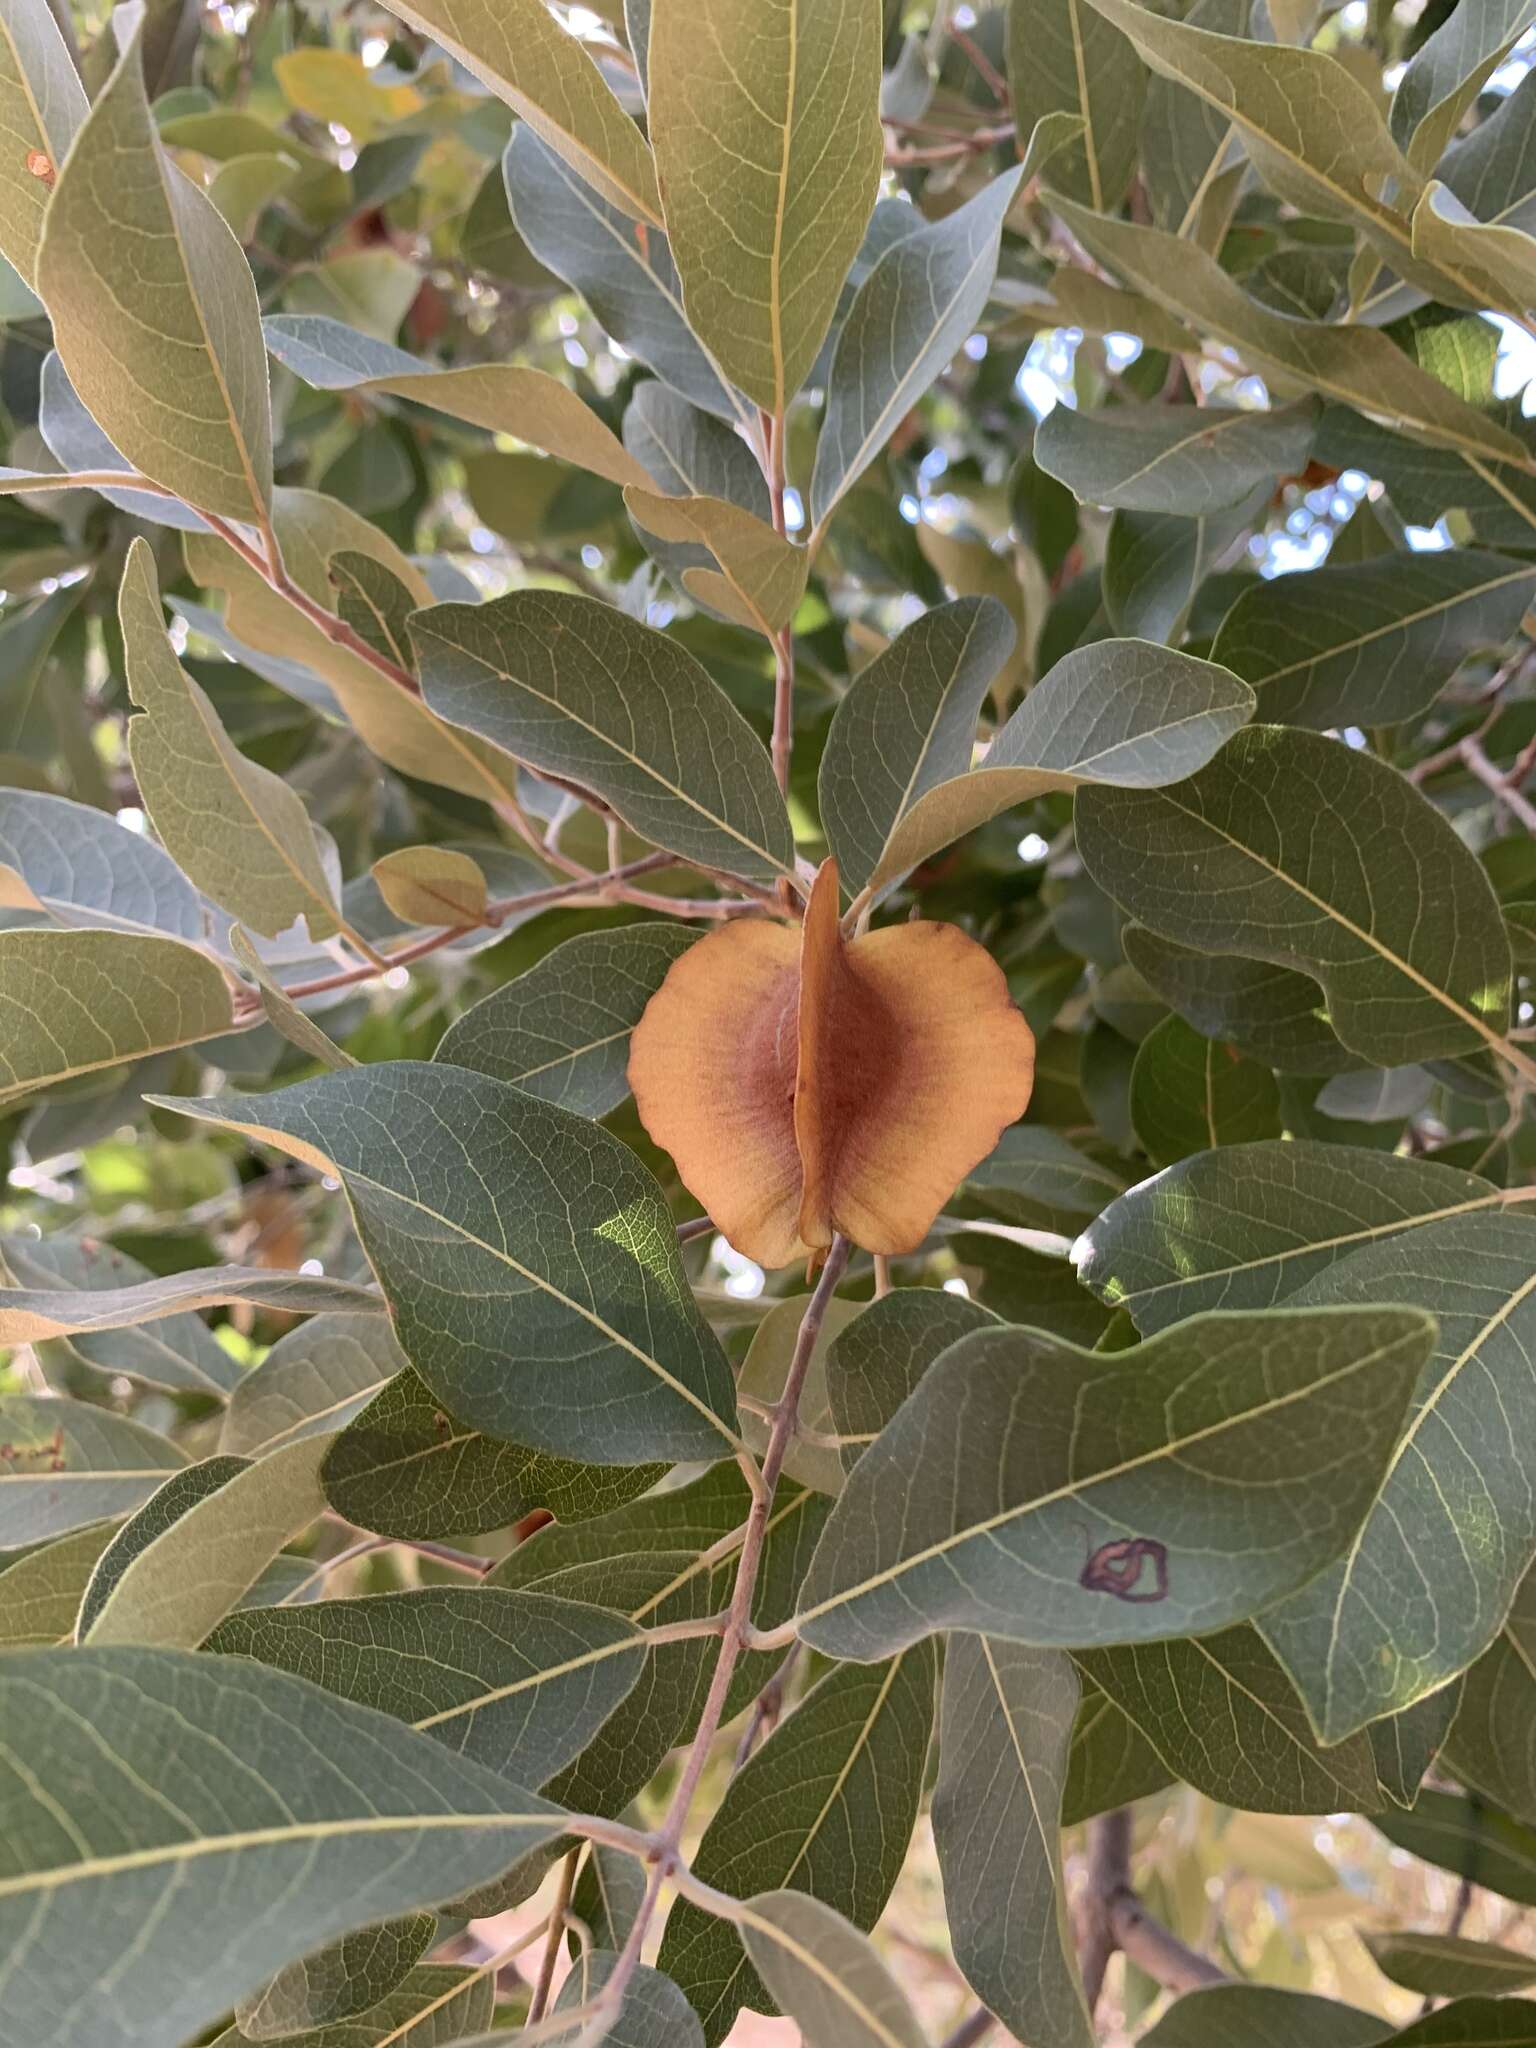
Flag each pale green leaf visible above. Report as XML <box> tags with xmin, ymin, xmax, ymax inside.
<box><xmin>370</xmin><ymin>0</ymin><xmax>659</xmax><ymax>223</ymax></box>
<box><xmin>1074</xmin><ymin>1140</ymin><xmax>1511</xmax><ymax>1333</ymax></box>
<box><xmin>737</xmin><ymin>1294</ymin><xmax>864</xmax><ymax>1494</ymax></box>
<box><xmin>656</xmin><ymin>1643</ymin><xmax>935</xmax><ymax>2046</ymax></box>
<box><xmin>0</xmin><ymin>1395</ymin><xmax>187</xmax><ymax>1546</ymax></box>
<box><xmin>738</xmin><ymin>1893</ymin><xmax>929</xmax><ymax>2048</ymax></box>
<box><xmin>208</xmin><ymin>1586</ymin><xmax>647</xmax><ymax>1788</ymax></box>
<box><xmin>262</xmin><ymin>316</ymin><xmax>649</xmax><ymax>490</ymax></box>
<box><xmin>1077</xmin><ymin>1623</ymin><xmax>1381</xmax><ymax>1811</ymax></box>
<box><xmin>1444</xmin><ymin>1564</ymin><xmax>1536</xmax><ymax>1823</ymax></box>
<box><xmin>933</xmin><ymin>1636</ymin><xmax>1093</xmax><ymax>2048</ymax></box>
<box><xmin>825</xmin><ymin>1287</ymin><xmax>999</xmax><ymax>1472</ymax></box>
<box><xmin>648</xmin><ymin>0</ymin><xmax>883</xmax><ymax>415</ymax></box>
<box><xmin>0</xmin><ymin>0</ymin><xmax>85</xmax><ymax>283</ymax></box>
<box><xmin>154</xmin><ymin>1062</ymin><xmax>740</xmax><ymax>1463</ymax></box>
<box><xmin>957</xmin><ymin>1125</ymin><xmax>1129</xmax><ymax>1236</ymax></box>
<box><xmin>0</xmin><ymin>1521</ymin><xmax>114</xmax><ymax>1648</ymax></box>
<box><xmin>1209</xmin><ymin>548</ymin><xmax>1536</xmax><ymax>730</ymax></box>
<box><xmin>1440</xmin><ymin>66</ymin><xmax>1536</xmax><ymax>243</ymax></box>
<box><xmin>792</xmin><ymin>1306</ymin><xmax>1432</xmax><ymax>1660</ymax></box>
<box><xmin>1129</xmin><ymin>1014</ymin><xmax>1281</xmax><ymax>1167</ymax></box>
<box><xmin>1076</xmin><ymin>726</ymin><xmax>1516</xmax><ymax>1067</ymax></box>
<box><xmin>1103</xmin><ymin>489</ymin><xmax>1267</xmax><ymax>645</ymax></box>
<box><xmin>1009</xmin><ymin>0</ymin><xmax>1145</xmax><ymax>212</ymax></box>
<box><xmin>82</xmin><ymin>1434</ymin><xmax>328</xmax><ymax>1649</ymax></box>
<box><xmin>229</xmin><ymin>927</ymin><xmax>357</xmax><ymax>1072</ymax></box>
<box><xmin>864</xmin><ymin>638</ymin><xmax>1254</xmax><ymax>895</ymax></box>
<box><xmin>0</xmin><ymin>1231</ymin><xmax>241</xmax><ymax>1397</ymax></box>
<box><xmin>1363</xmin><ymin>1931</ymin><xmax>1536</xmax><ymax>2001</ymax></box>
<box><xmin>1036</xmin><ymin>400</ymin><xmax>1318</xmax><ymax>516</ymax></box>
<box><xmin>330</xmin><ymin>550</ymin><xmax>417</xmax><ymax>679</ymax></box>
<box><xmin>0</xmin><ymin>1262</ymin><xmax>379</xmax><ymax>1345</ymax></box>
<box><xmin>435</xmin><ymin>923</ymin><xmax>698</xmax><ymax>1119</ymax></box>
<box><xmin>319</xmin><ymin>1368</ymin><xmax>661</xmax><ymax>1541</ymax></box>
<box><xmin>1054</xmin><ymin>204</ymin><xmax>1532</xmax><ymax>474</ymax></box>
<box><xmin>1391</xmin><ymin>0</ymin><xmax>1536</xmax><ymax>172</ymax></box>
<box><xmin>0</xmin><ymin>927</ymin><xmax>233</xmax><ymax>1108</ymax></box>
<box><xmin>810</xmin><ymin>166</ymin><xmax>1024</xmax><ymax>528</ymax></box>
<box><xmin>818</xmin><ymin>597</ymin><xmax>1013</xmax><ymax>896</ymax></box>
<box><xmin>371</xmin><ymin>848</ymin><xmax>487</xmax><ymax>931</ymax></box>
<box><xmin>120</xmin><ymin>539</ymin><xmax>341</xmax><ymax>941</ymax></box>
<box><xmin>1374</xmin><ymin>1792</ymin><xmax>1536</xmax><ymax>1910</ymax></box>
<box><xmin>505</xmin><ymin>127</ymin><xmax>748</xmax><ymax>429</ymax></box>
<box><xmin>1260</xmin><ymin>1213</ymin><xmax>1536</xmax><ymax>1741</ymax></box>
<box><xmin>1138</xmin><ymin>1985</ymin><xmax>1391</xmax><ymax>2048</ymax></box>
<box><xmin>623</xmin><ymin>381</ymin><xmax>769</xmax><ymax>510</ymax></box>
<box><xmin>77</xmin><ymin>1454</ymin><xmax>250</xmax><ymax>1639</ymax></box>
<box><xmin>36</xmin><ymin>29</ymin><xmax>271</xmax><ymax>519</ymax></box>
<box><xmin>413</xmin><ymin>591</ymin><xmax>794</xmax><ymax>883</ymax></box>
<box><xmin>0</xmin><ymin>786</ymin><xmax>203</xmax><ymax>942</ymax></box>
<box><xmin>0</xmin><ymin>1646</ymin><xmax>562</xmax><ymax>2048</ymax></box>
<box><xmin>550</xmin><ymin>1952</ymin><xmax>704</xmax><ymax>2048</ymax></box>
<box><xmin>1139</xmin><ymin>0</ymin><xmax>1247</xmax><ymax>238</ymax></box>
<box><xmin>221</xmin><ymin>1314</ymin><xmax>406</xmax><ymax>1458</ymax></box>
<box><xmin>1410</xmin><ymin>181</ymin><xmax>1536</xmax><ymax>326</ymax></box>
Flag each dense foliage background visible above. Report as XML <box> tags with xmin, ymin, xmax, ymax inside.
<box><xmin>2</xmin><ymin>0</ymin><xmax>1536</xmax><ymax>2044</ymax></box>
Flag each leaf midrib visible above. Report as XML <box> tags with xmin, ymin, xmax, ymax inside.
<box><xmin>1231</xmin><ymin>562</ymin><xmax>1534</xmax><ymax>686</ymax></box>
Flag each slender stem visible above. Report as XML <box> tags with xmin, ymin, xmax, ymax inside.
<box><xmin>759</xmin><ymin>406</ymin><xmax>797</xmax><ymax>797</ymax></box>
<box><xmin>579</xmin><ymin>1238</ymin><xmax>852</xmax><ymax>2034</ymax></box>
<box><xmin>940</xmin><ymin>2013</ymin><xmax>995</xmax><ymax>2048</ymax></box>
<box><xmin>732</xmin><ymin>1642</ymin><xmax>801</xmax><ymax>1770</ymax></box>
<box><xmin>525</xmin><ymin>1848</ymin><xmax>581</xmax><ymax>2027</ymax></box>
<box><xmin>1463</xmin><ymin>735</ymin><xmax>1536</xmax><ymax>835</ymax></box>
<box><xmin>676</xmin><ymin>1215</ymin><xmax>717</xmax><ymax>1245</ymax></box>
<box><xmin>873</xmin><ymin>1253</ymin><xmax>893</xmax><ymax>1299</ymax></box>
<box><xmin>1078</xmin><ymin>1807</ymin><xmax>1228</xmax><ymax>2015</ymax></box>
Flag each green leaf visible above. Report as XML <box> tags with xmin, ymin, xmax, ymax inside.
<box><xmin>933</xmin><ymin>1636</ymin><xmax>1093</xmax><ymax>2048</ymax></box>
<box><xmin>1391</xmin><ymin>0</ymin><xmax>1536</xmax><ymax>172</ymax></box>
<box><xmin>1008</xmin><ymin>0</ymin><xmax>1145</xmax><ymax>212</ymax></box>
<box><xmin>810</xmin><ymin>166</ymin><xmax>1024</xmax><ymax>529</ymax></box>
<box><xmin>1375</xmin><ymin>1791</ymin><xmax>1536</xmax><ymax>1910</ymax></box>
<box><xmin>648</xmin><ymin>0</ymin><xmax>883</xmax><ymax>415</ymax></box>
<box><xmin>229</xmin><ymin>927</ymin><xmax>357</xmax><ymax>1073</ymax></box>
<box><xmin>1080</xmin><ymin>0</ymin><xmax>1416</xmax><ymax>238</ymax></box>
<box><xmin>737</xmin><ymin>1294</ymin><xmax>864</xmax><ymax>1494</ymax></box>
<box><xmin>624</xmin><ymin>381</ymin><xmax>769</xmax><ymax>512</ymax></box>
<box><xmin>0</xmin><ymin>787</ymin><xmax>203</xmax><ymax>943</ymax></box>
<box><xmin>1075</xmin><ymin>1140</ymin><xmax>1510</xmax><ymax>1333</ymax></box>
<box><xmin>1372</xmin><ymin>1684</ymin><xmax>1460</xmax><ymax>1810</ymax></box>
<box><xmin>1076</xmin><ymin>725</ymin><xmax>1516</xmax><ymax>1067</ymax></box>
<box><xmin>1103</xmin><ymin>491</ymin><xmax>1264</xmax><ymax>645</ymax></box>
<box><xmin>1077</xmin><ymin>1623</ymin><xmax>1381</xmax><ymax>1812</ymax></box>
<box><xmin>818</xmin><ymin>598</ymin><xmax>1015</xmax><ymax>896</ymax></box>
<box><xmin>1054</xmin><ymin>204</ymin><xmax>1532</xmax><ymax>474</ymax></box>
<box><xmin>414</xmin><ymin>591</ymin><xmax>793</xmax><ymax>884</ymax></box>
<box><xmin>738</xmin><ymin>1893</ymin><xmax>928</xmax><ymax>2048</ymax></box>
<box><xmin>262</xmin><ymin>316</ymin><xmax>649</xmax><ymax>491</ymax></box>
<box><xmin>551</xmin><ymin>1952</ymin><xmax>704</xmax><ymax>2048</ymax></box>
<box><xmin>1123</xmin><ymin>927</ymin><xmax>1356</xmax><ymax>1075</ymax></box>
<box><xmin>0</xmin><ymin>927</ymin><xmax>233</xmax><ymax>1107</ymax></box>
<box><xmin>330</xmin><ymin>550</ymin><xmax>417</xmax><ymax>679</ymax></box>
<box><xmin>862</xmin><ymin>639</ymin><xmax>1254</xmax><ymax>896</ymax></box>
<box><xmin>1138</xmin><ymin>1985</ymin><xmax>1392</xmax><ymax>2048</ymax></box>
<box><xmin>0</xmin><ymin>1232</ymin><xmax>242</xmax><ymax>1396</ymax></box>
<box><xmin>120</xmin><ymin>540</ymin><xmax>341</xmax><ymax>941</ymax></box>
<box><xmin>0</xmin><ymin>1396</ymin><xmax>186</xmax><ymax>1550</ymax></box>
<box><xmin>1129</xmin><ymin>1014</ymin><xmax>1282</xmax><ymax>1167</ymax></box>
<box><xmin>1063</xmin><ymin>1676</ymin><xmax>1176</xmax><ymax>1825</ymax></box>
<box><xmin>1444</xmin><ymin>1566</ymin><xmax>1536</xmax><ymax>1823</ymax></box>
<box><xmin>1037</xmin><ymin>401</ymin><xmax>1317</xmax><ymax>516</ymax></box>
<box><xmin>1209</xmin><ymin>550</ymin><xmax>1536</xmax><ymax>730</ymax></box>
<box><xmin>505</xmin><ymin>128</ymin><xmax>749</xmax><ymax>430</ymax></box>
<box><xmin>80</xmin><ymin>1436</ymin><xmax>329</xmax><ymax>1648</ymax></box>
<box><xmin>1363</xmin><ymin>1931</ymin><xmax>1536</xmax><ymax>2001</ymax></box>
<box><xmin>227</xmin><ymin>1941</ymin><xmax>468</xmax><ymax>2044</ymax></box>
<box><xmin>1139</xmin><ymin>0</ymin><xmax>1246</xmax><ymax>238</ymax></box>
<box><xmin>657</xmin><ymin>1643</ymin><xmax>935</xmax><ymax>2046</ymax></box>
<box><xmin>571</xmin><ymin>1842</ymin><xmax>647</xmax><ymax>1958</ymax></box>
<box><xmin>320</xmin><ymin>1368</ymin><xmax>661</xmax><ymax>1541</ymax></box>
<box><xmin>825</xmin><ymin>1288</ymin><xmax>999</xmax><ymax>1472</ymax></box>
<box><xmin>0</xmin><ymin>1646</ymin><xmax>563</xmax><ymax>2048</ymax></box>
<box><xmin>1409</xmin><ymin>181</ymin><xmax>1536</xmax><ymax>327</ymax></box>
<box><xmin>155</xmin><ymin>1062</ymin><xmax>739</xmax><ymax>1464</ymax></box>
<box><xmin>372</xmin><ymin>0</ymin><xmax>659</xmax><ymax>223</ymax></box>
<box><xmin>949</xmin><ymin>1234</ymin><xmax>1115</xmax><ymax>1349</ymax></box>
<box><xmin>957</xmin><ymin>1125</ymin><xmax>1129</xmax><ymax>1235</ymax></box>
<box><xmin>0</xmin><ymin>0</ymin><xmax>85</xmax><ymax>282</ymax></box>
<box><xmin>36</xmin><ymin>28</ymin><xmax>271</xmax><ymax>519</ymax></box>
<box><xmin>792</xmin><ymin>1306</ymin><xmax>1432</xmax><ymax>1660</ymax></box>
<box><xmin>624</xmin><ymin>487</ymin><xmax>808</xmax><ymax>633</ymax></box>
<box><xmin>436</xmin><ymin>924</ymin><xmax>698</xmax><ymax>1120</ymax></box>
<box><xmin>1313</xmin><ymin>404</ymin><xmax>1536</xmax><ymax>554</ymax></box>
<box><xmin>0</xmin><ymin>1521</ymin><xmax>114</xmax><ymax>1648</ymax></box>
<box><xmin>1440</xmin><ymin>67</ymin><xmax>1536</xmax><ymax>244</ymax></box>
<box><xmin>0</xmin><ymin>1260</ymin><xmax>379</xmax><ymax>1345</ymax></box>
<box><xmin>209</xmin><ymin>1586</ymin><xmax>646</xmax><ymax>1789</ymax></box>
<box><xmin>1259</xmin><ymin>1214</ymin><xmax>1536</xmax><ymax>1741</ymax></box>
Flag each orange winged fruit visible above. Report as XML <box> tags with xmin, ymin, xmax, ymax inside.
<box><xmin>628</xmin><ymin>859</ymin><xmax>1036</xmax><ymax>1266</ymax></box>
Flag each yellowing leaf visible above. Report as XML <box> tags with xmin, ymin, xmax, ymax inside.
<box><xmin>624</xmin><ymin>486</ymin><xmax>807</xmax><ymax>633</ymax></box>
<box><xmin>0</xmin><ymin>0</ymin><xmax>86</xmax><ymax>283</ymax></box>
<box><xmin>274</xmin><ymin>49</ymin><xmax>422</xmax><ymax>143</ymax></box>
<box><xmin>371</xmin><ymin>846</ymin><xmax>488</xmax><ymax>928</ymax></box>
